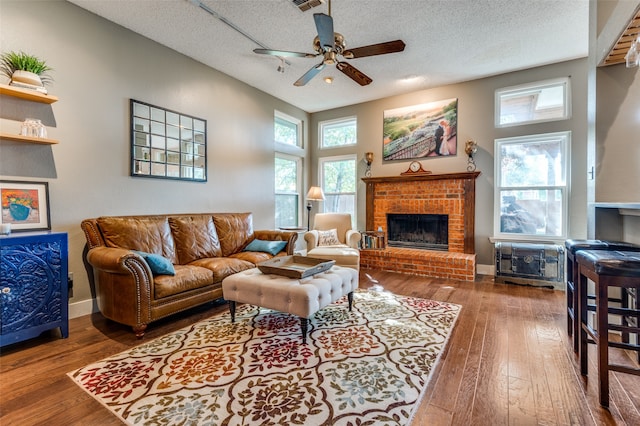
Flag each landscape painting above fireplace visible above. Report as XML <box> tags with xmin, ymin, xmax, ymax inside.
<box><xmin>382</xmin><ymin>98</ymin><xmax>458</xmax><ymax>161</ymax></box>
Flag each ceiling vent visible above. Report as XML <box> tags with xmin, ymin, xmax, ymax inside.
<box><xmin>291</xmin><ymin>0</ymin><xmax>324</xmax><ymax>12</ymax></box>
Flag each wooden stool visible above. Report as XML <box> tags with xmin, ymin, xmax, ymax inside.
<box><xmin>565</xmin><ymin>240</ymin><xmax>609</xmax><ymax>351</ymax></box>
<box><xmin>577</xmin><ymin>250</ymin><xmax>640</xmax><ymax>407</ymax></box>
<box><xmin>565</xmin><ymin>240</ymin><xmax>640</xmax><ymax>353</ymax></box>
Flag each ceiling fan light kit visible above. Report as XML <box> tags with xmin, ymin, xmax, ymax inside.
<box><xmin>254</xmin><ymin>0</ymin><xmax>405</xmax><ymax>87</ymax></box>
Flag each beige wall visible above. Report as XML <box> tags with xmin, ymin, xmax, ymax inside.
<box><xmin>590</xmin><ymin>0</ymin><xmax>640</xmax><ymax>241</ymax></box>
<box><xmin>595</xmin><ymin>58</ymin><xmax>640</xmax><ymax>203</ymax></box>
<box><xmin>0</xmin><ymin>1</ymin><xmax>309</xmax><ymax>312</ymax></box>
<box><xmin>310</xmin><ymin>59</ymin><xmax>589</xmax><ymax>266</ymax></box>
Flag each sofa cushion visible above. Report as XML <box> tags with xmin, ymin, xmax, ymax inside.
<box><xmin>230</xmin><ymin>251</ymin><xmax>280</xmax><ymax>265</ymax></box>
<box><xmin>189</xmin><ymin>257</ymin><xmax>254</xmax><ymax>283</ymax></box>
<box><xmin>244</xmin><ymin>239</ymin><xmax>287</xmax><ymax>256</ymax></box>
<box><xmin>154</xmin><ymin>265</ymin><xmax>214</xmax><ymax>299</ymax></box>
<box><xmin>169</xmin><ymin>215</ymin><xmax>222</xmax><ymax>264</ymax></box>
<box><xmin>97</xmin><ymin>216</ymin><xmax>176</xmax><ymax>262</ymax></box>
<box><xmin>134</xmin><ymin>250</ymin><xmax>176</xmax><ymax>276</ymax></box>
<box><xmin>213</xmin><ymin>213</ymin><xmax>254</xmax><ymax>256</ymax></box>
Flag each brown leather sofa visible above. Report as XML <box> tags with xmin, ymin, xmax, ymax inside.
<box><xmin>81</xmin><ymin>212</ymin><xmax>296</xmax><ymax>337</ymax></box>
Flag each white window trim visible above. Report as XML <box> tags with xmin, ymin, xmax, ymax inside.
<box><xmin>319</xmin><ymin>116</ymin><xmax>357</xmax><ymax>149</ymax></box>
<box><xmin>318</xmin><ymin>154</ymin><xmax>357</xmax><ymax>223</ymax></box>
<box><xmin>493</xmin><ymin>131</ymin><xmax>571</xmax><ymax>242</ymax></box>
<box><xmin>495</xmin><ymin>77</ymin><xmax>571</xmax><ymax>128</ymax></box>
<box><xmin>275</xmin><ymin>110</ymin><xmax>304</xmax><ymax>154</ymax></box>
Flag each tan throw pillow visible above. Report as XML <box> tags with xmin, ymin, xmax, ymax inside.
<box><xmin>318</xmin><ymin>229</ymin><xmax>341</xmax><ymax>246</ymax></box>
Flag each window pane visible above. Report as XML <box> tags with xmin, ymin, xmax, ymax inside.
<box><xmin>321</xmin><ymin>118</ymin><xmax>356</xmax><ymax>148</ymax></box>
<box><xmin>322</xmin><ymin>159</ymin><xmax>356</xmax><ymax>192</ymax></box>
<box><xmin>275</xmin><ymin>157</ymin><xmax>297</xmax><ymax>191</ymax></box>
<box><xmin>495</xmin><ymin>131</ymin><xmax>569</xmax><ymax>239</ymax></box>
<box><xmin>499</xmin><ymin>189</ymin><xmax>563</xmax><ymax>237</ymax></box>
<box><xmin>275</xmin><ymin>194</ymin><xmax>298</xmax><ymax>228</ymax></box>
<box><xmin>500</xmin><ymin>138</ymin><xmax>565</xmax><ymax>187</ymax></box>
<box><xmin>496</xmin><ymin>78</ymin><xmax>569</xmax><ymax>127</ymax></box>
<box><xmin>324</xmin><ymin>194</ymin><xmax>355</xmax><ymax>216</ymax></box>
<box><xmin>320</xmin><ymin>156</ymin><xmax>356</xmax><ymax>222</ymax></box>
<box><xmin>275</xmin><ymin>154</ymin><xmax>301</xmax><ymax>228</ymax></box>
<box><xmin>275</xmin><ymin>116</ymin><xmax>298</xmax><ymax>146</ymax></box>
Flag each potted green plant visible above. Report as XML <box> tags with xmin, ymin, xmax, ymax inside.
<box><xmin>0</xmin><ymin>51</ymin><xmax>53</xmax><ymax>89</ymax></box>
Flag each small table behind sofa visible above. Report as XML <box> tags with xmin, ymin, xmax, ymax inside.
<box><xmin>222</xmin><ymin>266</ymin><xmax>358</xmax><ymax>343</ymax></box>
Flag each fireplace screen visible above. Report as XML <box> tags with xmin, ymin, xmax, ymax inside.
<box><xmin>386</xmin><ymin>214</ymin><xmax>448</xmax><ymax>251</ymax></box>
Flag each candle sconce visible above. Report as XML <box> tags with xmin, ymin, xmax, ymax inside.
<box><xmin>465</xmin><ymin>140</ymin><xmax>478</xmax><ymax>172</ymax></box>
<box><xmin>364</xmin><ymin>152</ymin><xmax>374</xmax><ymax>177</ymax></box>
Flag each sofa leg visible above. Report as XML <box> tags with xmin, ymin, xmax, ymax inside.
<box><xmin>348</xmin><ymin>291</ymin><xmax>354</xmax><ymax>311</ymax></box>
<box><xmin>229</xmin><ymin>301</ymin><xmax>236</xmax><ymax>322</ymax></box>
<box><xmin>133</xmin><ymin>324</ymin><xmax>147</xmax><ymax>338</ymax></box>
<box><xmin>300</xmin><ymin>317</ymin><xmax>308</xmax><ymax>344</ymax></box>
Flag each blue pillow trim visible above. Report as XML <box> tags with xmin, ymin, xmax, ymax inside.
<box><xmin>133</xmin><ymin>250</ymin><xmax>176</xmax><ymax>276</ymax></box>
<box><xmin>244</xmin><ymin>239</ymin><xmax>287</xmax><ymax>256</ymax></box>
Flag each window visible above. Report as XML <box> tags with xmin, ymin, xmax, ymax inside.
<box><xmin>275</xmin><ymin>111</ymin><xmax>301</xmax><ymax>147</ymax></box>
<box><xmin>319</xmin><ymin>155</ymin><xmax>357</xmax><ymax>223</ymax></box>
<box><xmin>274</xmin><ymin>111</ymin><xmax>303</xmax><ymax>228</ymax></box>
<box><xmin>494</xmin><ymin>132</ymin><xmax>570</xmax><ymax>240</ymax></box>
<box><xmin>320</xmin><ymin>117</ymin><xmax>357</xmax><ymax>148</ymax></box>
<box><xmin>495</xmin><ymin>78</ymin><xmax>570</xmax><ymax>127</ymax></box>
<box><xmin>275</xmin><ymin>155</ymin><xmax>301</xmax><ymax>228</ymax></box>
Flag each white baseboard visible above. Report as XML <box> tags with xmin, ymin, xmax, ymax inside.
<box><xmin>477</xmin><ymin>263</ymin><xmax>495</xmax><ymax>276</ymax></box>
<box><xmin>69</xmin><ymin>298</ymin><xmax>97</xmax><ymax>319</ymax></box>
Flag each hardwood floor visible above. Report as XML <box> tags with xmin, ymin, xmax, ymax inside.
<box><xmin>1</xmin><ymin>269</ymin><xmax>638</xmax><ymax>425</ymax></box>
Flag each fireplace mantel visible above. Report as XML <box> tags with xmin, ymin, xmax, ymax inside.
<box><xmin>362</xmin><ymin>171</ymin><xmax>480</xmax><ymax>185</ymax></box>
<box><xmin>362</xmin><ymin>171</ymin><xmax>480</xmax><ymax>254</ymax></box>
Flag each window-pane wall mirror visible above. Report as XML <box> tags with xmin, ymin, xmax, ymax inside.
<box><xmin>130</xmin><ymin>99</ymin><xmax>207</xmax><ymax>182</ymax></box>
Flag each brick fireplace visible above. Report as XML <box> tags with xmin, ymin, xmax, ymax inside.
<box><xmin>361</xmin><ymin>171</ymin><xmax>480</xmax><ymax>281</ymax></box>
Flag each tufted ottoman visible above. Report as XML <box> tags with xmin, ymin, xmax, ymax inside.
<box><xmin>221</xmin><ymin>265</ymin><xmax>359</xmax><ymax>343</ymax></box>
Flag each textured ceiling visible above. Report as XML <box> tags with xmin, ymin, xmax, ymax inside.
<box><xmin>67</xmin><ymin>0</ymin><xmax>590</xmax><ymax>113</ymax></box>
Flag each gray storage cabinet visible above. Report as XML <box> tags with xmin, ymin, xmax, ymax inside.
<box><xmin>495</xmin><ymin>242</ymin><xmax>564</xmax><ymax>288</ymax></box>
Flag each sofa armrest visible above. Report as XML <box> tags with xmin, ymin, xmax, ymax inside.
<box><xmin>304</xmin><ymin>230</ymin><xmax>319</xmax><ymax>251</ymax></box>
<box><xmin>253</xmin><ymin>230</ymin><xmax>297</xmax><ymax>255</ymax></box>
<box><xmin>85</xmin><ymin>246</ymin><xmax>154</xmax><ymax>331</ymax></box>
<box><xmin>86</xmin><ymin>246</ymin><xmax>151</xmax><ymax>275</ymax></box>
<box><xmin>346</xmin><ymin>230</ymin><xmax>362</xmax><ymax>249</ymax></box>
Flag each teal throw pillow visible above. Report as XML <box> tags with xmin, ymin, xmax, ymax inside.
<box><xmin>134</xmin><ymin>251</ymin><xmax>176</xmax><ymax>276</ymax></box>
<box><xmin>244</xmin><ymin>239</ymin><xmax>287</xmax><ymax>256</ymax></box>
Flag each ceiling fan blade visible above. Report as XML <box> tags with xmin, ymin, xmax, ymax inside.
<box><xmin>313</xmin><ymin>13</ymin><xmax>334</xmax><ymax>51</ymax></box>
<box><xmin>342</xmin><ymin>40</ymin><xmax>406</xmax><ymax>59</ymax></box>
<box><xmin>294</xmin><ymin>62</ymin><xmax>326</xmax><ymax>86</ymax></box>
<box><xmin>336</xmin><ymin>62</ymin><xmax>372</xmax><ymax>86</ymax></box>
<box><xmin>253</xmin><ymin>48</ymin><xmax>317</xmax><ymax>58</ymax></box>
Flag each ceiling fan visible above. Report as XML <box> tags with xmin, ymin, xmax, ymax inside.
<box><xmin>253</xmin><ymin>0</ymin><xmax>405</xmax><ymax>87</ymax></box>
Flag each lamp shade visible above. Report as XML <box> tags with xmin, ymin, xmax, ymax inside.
<box><xmin>365</xmin><ymin>152</ymin><xmax>374</xmax><ymax>165</ymax></box>
<box><xmin>306</xmin><ymin>186</ymin><xmax>325</xmax><ymax>201</ymax></box>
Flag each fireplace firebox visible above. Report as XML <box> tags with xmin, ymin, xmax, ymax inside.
<box><xmin>387</xmin><ymin>213</ymin><xmax>448</xmax><ymax>251</ymax></box>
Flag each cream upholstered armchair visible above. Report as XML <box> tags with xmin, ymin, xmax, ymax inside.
<box><xmin>304</xmin><ymin>213</ymin><xmax>361</xmax><ymax>271</ymax></box>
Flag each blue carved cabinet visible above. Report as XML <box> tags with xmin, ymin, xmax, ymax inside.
<box><xmin>1</xmin><ymin>232</ymin><xmax>69</xmax><ymax>347</ymax></box>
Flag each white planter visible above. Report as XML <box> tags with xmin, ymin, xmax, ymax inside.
<box><xmin>11</xmin><ymin>70</ymin><xmax>43</xmax><ymax>86</ymax></box>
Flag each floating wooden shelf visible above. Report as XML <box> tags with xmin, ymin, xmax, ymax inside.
<box><xmin>601</xmin><ymin>9</ymin><xmax>640</xmax><ymax>66</ymax></box>
<box><xmin>0</xmin><ymin>83</ymin><xmax>58</xmax><ymax>104</ymax></box>
<box><xmin>0</xmin><ymin>132</ymin><xmax>59</xmax><ymax>145</ymax></box>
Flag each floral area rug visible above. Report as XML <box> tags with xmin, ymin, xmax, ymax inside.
<box><xmin>68</xmin><ymin>289</ymin><xmax>460</xmax><ymax>425</ymax></box>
